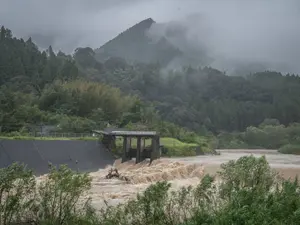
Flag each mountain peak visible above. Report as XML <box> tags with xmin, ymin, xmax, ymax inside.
<box><xmin>97</xmin><ymin>18</ymin><xmax>156</xmax><ymax>49</ymax></box>
<box><xmin>95</xmin><ymin>18</ymin><xmax>181</xmax><ymax>65</ymax></box>
<box><xmin>139</xmin><ymin>17</ymin><xmax>155</xmax><ymax>25</ymax></box>
<box><xmin>127</xmin><ymin>17</ymin><xmax>156</xmax><ymax>33</ymax></box>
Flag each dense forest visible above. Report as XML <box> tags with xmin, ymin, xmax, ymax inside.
<box><xmin>0</xmin><ymin>26</ymin><xmax>197</xmax><ymax>144</ymax></box>
<box><xmin>1</xmin><ymin>25</ymin><xmax>300</xmax><ymax>150</ymax></box>
<box><xmin>76</xmin><ymin>45</ymin><xmax>300</xmax><ymax>135</ymax></box>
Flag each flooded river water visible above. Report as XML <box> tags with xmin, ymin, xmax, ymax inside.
<box><xmin>174</xmin><ymin>149</ymin><xmax>300</xmax><ymax>180</ymax></box>
<box><xmin>46</xmin><ymin>149</ymin><xmax>300</xmax><ymax>210</ymax></box>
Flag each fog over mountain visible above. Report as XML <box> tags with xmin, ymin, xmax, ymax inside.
<box><xmin>1</xmin><ymin>0</ymin><xmax>300</xmax><ymax>74</ymax></box>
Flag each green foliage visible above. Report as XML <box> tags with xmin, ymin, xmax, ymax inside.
<box><xmin>218</xmin><ymin>156</ymin><xmax>277</xmax><ymax>197</ymax></box>
<box><xmin>3</xmin><ymin>21</ymin><xmax>300</xmax><ymax>224</ymax></box>
<box><xmin>0</xmin><ymin>163</ymin><xmax>36</xmax><ymax>225</ymax></box>
<box><xmin>3</xmin><ymin>25</ymin><xmax>300</xmax><ymax>155</ymax></box>
<box><xmin>243</xmin><ymin>125</ymin><xmax>289</xmax><ymax>149</ymax></box>
<box><xmin>98</xmin><ymin>155</ymin><xmax>300</xmax><ymax>225</ymax></box>
<box><xmin>87</xmin><ymin>54</ymin><xmax>300</xmax><ymax>133</ymax></box>
<box><xmin>162</xmin><ymin>145</ymin><xmax>197</xmax><ymax>157</ymax></box>
<box><xmin>217</xmin><ymin>132</ymin><xmax>249</xmax><ymax>149</ymax></box>
<box><xmin>259</xmin><ymin>118</ymin><xmax>280</xmax><ymax>127</ymax></box>
<box><xmin>35</xmin><ymin>165</ymin><xmax>93</xmax><ymax>224</ymax></box>
<box><xmin>0</xmin><ymin>162</ymin><xmax>98</xmax><ymax>225</ymax></box>
<box><xmin>112</xmin><ymin>137</ymin><xmax>212</xmax><ymax>157</ymax></box>
<box><xmin>40</xmin><ymin>80</ymin><xmax>136</xmax><ymax>121</ymax></box>
<box><xmin>130</xmin><ymin>181</ymin><xmax>171</xmax><ymax>225</ymax></box>
<box><xmin>217</xmin><ymin>121</ymin><xmax>300</xmax><ymax>151</ymax></box>
<box><xmin>0</xmin><ymin>27</ymin><xmax>202</xmax><ymax>141</ymax></box>
<box><xmin>213</xmin><ymin>156</ymin><xmax>300</xmax><ymax>225</ymax></box>
<box><xmin>3</xmin><ymin>156</ymin><xmax>300</xmax><ymax>224</ymax></box>
<box><xmin>278</xmin><ymin>144</ymin><xmax>300</xmax><ymax>154</ymax></box>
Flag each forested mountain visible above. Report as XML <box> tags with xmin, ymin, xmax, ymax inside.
<box><xmin>0</xmin><ymin>27</ymin><xmax>79</xmax><ymax>91</ymax></box>
<box><xmin>77</xmin><ymin>46</ymin><xmax>300</xmax><ymax>133</ymax></box>
<box><xmin>1</xmin><ymin>25</ymin><xmax>300</xmax><ymax>140</ymax></box>
<box><xmin>94</xmin><ymin>18</ymin><xmax>182</xmax><ymax>66</ymax></box>
<box><xmin>0</xmin><ymin>27</ymin><xmax>136</xmax><ymax>132</ymax></box>
<box><xmin>93</xmin><ymin>17</ymin><xmax>218</xmax><ymax>70</ymax></box>
<box><xmin>0</xmin><ymin>26</ymin><xmax>192</xmax><ymax>141</ymax></box>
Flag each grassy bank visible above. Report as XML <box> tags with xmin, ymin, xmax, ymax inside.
<box><xmin>1</xmin><ymin>156</ymin><xmax>300</xmax><ymax>225</ymax></box>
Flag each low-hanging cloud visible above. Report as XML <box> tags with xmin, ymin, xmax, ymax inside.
<box><xmin>1</xmin><ymin>0</ymin><xmax>300</xmax><ymax>74</ymax></box>
<box><xmin>147</xmin><ymin>0</ymin><xmax>300</xmax><ymax>74</ymax></box>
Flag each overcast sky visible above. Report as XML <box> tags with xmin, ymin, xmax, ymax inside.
<box><xmin>1</xmin><ymin>0</ymin><xmax>300</xmax><ymax>73</ymax></box>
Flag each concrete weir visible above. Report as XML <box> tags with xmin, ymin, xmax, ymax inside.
<box><xmin>0</xmin><ymin>140</ymin><xmax>115</xmax><ymax>175</ymax></box>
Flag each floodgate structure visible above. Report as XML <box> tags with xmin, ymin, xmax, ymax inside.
<box><xmin>93</xmin><ymin>128</ymin><xmax>161</xmax><ymax>163</ymax></box>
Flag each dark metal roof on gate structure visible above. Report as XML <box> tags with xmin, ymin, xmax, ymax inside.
<box><xmin>92</xmin><ymin>128</ymin><xmax>157</xmax><ymax>137</ymax></box>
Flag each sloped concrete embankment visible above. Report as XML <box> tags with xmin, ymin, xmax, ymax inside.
<box><xmin>0</xmin><ymin>140</ymin><xmax>114</xmax><ymax>175</ymax></box>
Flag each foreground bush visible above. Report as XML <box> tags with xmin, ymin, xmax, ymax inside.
<box><xmin>0</xmin><ymin>164</ymin><xmax>36</xmax><ymax>224</ymax></box>
<box><xmin>2</xmin><ymin>155</ymin><xmax>300</xmax><ymax>224</ymax></box>
<box><xmin>98</xmin><ymin>156</ymin><xmax>300</xmax><ymax>225</ymax></box>
<box><xmin>0</xmin><ymin>163</ymin><xmax>98</xmax><ymax>225</ymax></box>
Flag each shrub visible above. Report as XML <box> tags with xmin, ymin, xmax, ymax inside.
<box><xmin>98</xmin><ymin>178</ymin><xmax>215</xmax><ymax>225</ymax></box>
<box><xmin>0</xmin><ymin>163</ymin><xmax>98</xmax><ymax>225</ymax></box>
<box><xmin>213</xmin><ymin>156</ymin><xmax>300</xmax><ymax>224</ymax></box>
<box><xmin>0</xmin><ymin>163</ymin><xmax>36</xmax><ymax>225</ymax></box>
<box><xmin>34</xmin><ymin>164</ymin><xmax>93</xmax><ymax>224</ymax></box>
<box><xmin>218</xmin><ymin>155</ymin><xmax>278</xmax><ymax>197</ymax></box>
<box><xmin>3</xmin><ymin>155</ymin><xmax>300</xmax><ymax>225</ymax></box>
<box><xmin>217</xmin><ymin>122</ymin><xmax>300</xmax><ymax>150</ymax></box>
<box><xmin>216</xmin><ymin>132</ymin><xmax>248</xmax><ymax>149</ymax></box>
<box><xmin>99</xmin><ymin>155</ymin><xmax>300</xmax><ymax>225</ymax></box>
<box><xmin>278</xmin><ymin>144</ymin><xmax>300</xmax><ymax>154</ymax></box>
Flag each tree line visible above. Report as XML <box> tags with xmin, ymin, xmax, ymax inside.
<box><xmin>75</xmin><ymin>46</ymin><xmax>300</xmax><ymax>134</ymax></box>
<box><xmin>0</xmin><ymin>26</ymin><xmax>200</xmax><ymax>144</ymax></box>
<box><xmin>1</xmin><ymin>26</ymin><xmax>300</xmax><ymax>144</ymax></box>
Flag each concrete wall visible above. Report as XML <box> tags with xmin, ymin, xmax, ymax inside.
<box><xmin>0</xmin><ymin>140</ymin><xmax>114</xmax><ymax>175</ymax></box>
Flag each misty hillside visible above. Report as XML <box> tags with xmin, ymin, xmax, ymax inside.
<box><xmin>94</xmin><ymin>18</ymin><xmax>182</xmax><ymax>66</ymax></box>
<box><xmin>94</xmin><ymin>17</ymin><xmax>218</xmax><ymax>70</ymax></box>
<box><xmin>22</xmin><ymin>14</ymin><xmax>299</xmax><ymax>74</ymax></box>
<box><xmin>2</xmin><ymin>25</ymin><xmax>300</xmax><ymax>137</ymax></box>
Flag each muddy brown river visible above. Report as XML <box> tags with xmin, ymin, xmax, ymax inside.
<box><xmin>173</xmin><ymin>149</ymin><xmax>300</xmax><ymax>180</ymax></box>
<box><xmin>39</xmin><ymin>149</ymin><xmax>300</xmax><ymax>210</ymax></box>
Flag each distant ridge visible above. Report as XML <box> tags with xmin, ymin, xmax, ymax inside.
<box><xmin>95</xmin><ymin>18</ymin><xmax>182</xmax><ymax>65</ymax></box>
<box><xmin>99</xmin><ymin>18</ymin><xmax>155</xmax><ymax>49</ymax></box>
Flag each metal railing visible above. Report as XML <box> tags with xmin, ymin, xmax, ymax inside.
<box><xmin>32</xmin><ymin>132</ymin><xmax>96</xmax><ymax>138</ymax></box>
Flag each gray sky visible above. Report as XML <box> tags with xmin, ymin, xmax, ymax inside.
<box><xmin>1</xmin><ymin>0</ymin><xmax>300</xmax><ymax>74</ymax></box>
